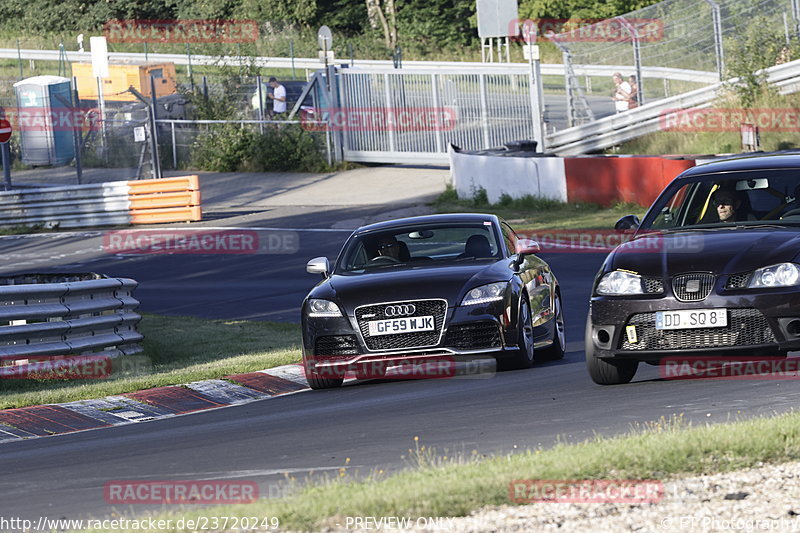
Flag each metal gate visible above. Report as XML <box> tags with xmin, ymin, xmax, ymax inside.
<box><xmin>336</xmin><ymin>67</ymin><xmax>538</xmax><ymax>164</ymax></box>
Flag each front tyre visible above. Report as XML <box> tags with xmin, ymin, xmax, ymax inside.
<box><xmin>585</xmin><ymin>316</ymin><xmax>638</xmax><ymax>385</ymax></box>
<box><xmin>537</xmin><ymin>292</ymin><xmax>566</xmax><ymax>361</ymax></box>
<box><xmin>499</xmin><ymin>296</ymin><xmax>535</xmax><ymax>371</ymax></box>
<box><xmin>303</xmin><ymin>357</ymin><xmax>344</xmax><ymax>389</ymax></box>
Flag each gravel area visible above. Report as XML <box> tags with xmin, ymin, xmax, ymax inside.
<box><xmin>403</xmin><ymin>462</ymin><xmax>800</xmax><ymax>532</ymax></box>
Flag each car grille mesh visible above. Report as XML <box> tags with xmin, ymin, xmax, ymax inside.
<box><xmin>643</xmin><ymin>277</ymin><xmax>664</xmax><ymax>294</ymax></box>
<box><xmin>620</xmin><ymin>308</ymin><xmax>775</xmax><ymax>351</ymax></box>
<box><xmin>672</xmin><ymin>273</ymin><xmax>715</xmax><ymax>301</ymax></box>
<box><xmin>315</xmin><ymin>335</ymin><xmax>359</xmax><ymax>356</ymax></box>
<box><xmin>444</xmin><ymin>322</ymin><xmax>501</xmax><ymax>349</ymax></box>
<box><xmin>726</xmin><ymin>273</ymin><xmax>751</xmax><ymax>289</ymax></box>
<box><xmin>356</xmin><ymin>300</ymin><xmax>447</xmax><ymax>351</ymax></box>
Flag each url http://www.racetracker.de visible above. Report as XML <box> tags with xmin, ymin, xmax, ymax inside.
<box><xmin>0</xmin><ymin>515</ymin><xmax>281</xmax><ymax>532</ymax></box>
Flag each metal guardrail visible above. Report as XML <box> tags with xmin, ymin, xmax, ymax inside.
<box><xmin>0</xmin><ymin>273</ymin><xmax>142</xmax><ymax>369</ymax></box>
<box><xmin>0</xmin><ymin>48</ymin><xmax>718</xmax><ymax>83</ymax></box>
<box><xmin>0</xmin><ymin>182</ymin><xmax>132</xmax><ymax>228</ymax></box>
<box><xmin>546</xmin><ymin>58</ymin><xmax>800</xmax><ymax>155</ymax></box>
<box><xmin>0</xmin><ymin>176</ymin><xmax>202</xmax><ymax>228</ymax></box>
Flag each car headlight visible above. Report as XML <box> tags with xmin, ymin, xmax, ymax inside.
<box><xmin>462</xmin><ymin>282</ymin><xmax>506</xmax><ymax>305</ymax></box>
<box><xmin>748</xmin><ymin>263</ymin><xmax>800</xmax><ymax>288</ymax></box>
<box><xmin>596</xmin><ymin>270</ymin><xmax>644</xmax><ymax>295</ymax></box>
<box><xmin>306</xmin><ymin>299</ymin><xmax>343</xmax><ymax>317</ymax></box>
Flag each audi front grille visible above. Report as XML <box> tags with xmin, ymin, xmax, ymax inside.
<box><xmin>355</xmin><ymin>299</ymin><xmax>447</xmax><ymax>351</ymax></box>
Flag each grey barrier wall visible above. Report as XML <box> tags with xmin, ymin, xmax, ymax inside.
<box><xmin>0</xmin><ymin>273</ymin><xmax>143</xmax><ymax>364</ymax></box>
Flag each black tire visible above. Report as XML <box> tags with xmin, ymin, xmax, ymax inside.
<box><xmin>499</xmin><ymin>296</ymin><xmax>535</xmax><ymax>371</ymax></box>
<box><xmin>537</xmin><ymin>291</ymin><xmax>566</xmax><ymax>361</ymax></box>
<box><xmin>585</xmin><ymin>316</ymin><xmax>638</xmax><ymax>385</ymax></box>
<box><xmin>303</xmin><ymin>357</ymin><xmax>344</xmax><ymax>389</ymax></box>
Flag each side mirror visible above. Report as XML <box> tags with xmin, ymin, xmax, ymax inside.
<box><xmin>306</xmin><ymin>257</ymin><xmax>330</xmax><ymax>277</ymax></box>
<box><xmin>515</xmin><ymin>239</ymin><xmax>541</xmax><ymax>256</ymax></box>
<box><xmin>614</xmin><ymin>215</ymin><xmax>641</xmax><ymax>231</ymax></box>
<box><xmin>514</xmin><ymin>239</ymin><xmax>541</xmax><ymax>268</ymax></box>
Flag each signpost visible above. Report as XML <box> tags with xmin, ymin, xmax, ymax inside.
<box><xmin>0</xmin><ymin>118</ymin><xmax>12</xmax><ymax>190</ymax></box>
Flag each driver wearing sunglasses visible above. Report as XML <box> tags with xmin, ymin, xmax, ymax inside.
<box><xmin>713</xmin><ymin>189</ymin><xmax>742</xmax><ymax>222</ymax></box>
<box><xmin>376</xmin><ymin>236</ymin><xmax>401</xmax><ymax>260</ymax></box>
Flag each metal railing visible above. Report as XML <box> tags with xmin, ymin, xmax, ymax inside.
<box><xmin>0</xmin><ymin>48</ymin><xmax>718</xmax><ymax>82</ymax></box>
<box><xmin>0</xmin><ymin>273</ymin><xmax>142</xmax><ymax>368</ymax></box>
<box><xmin>0</xmin><ymin>182</ymin><xmax>132</xmax><ymax>228</ymax></box>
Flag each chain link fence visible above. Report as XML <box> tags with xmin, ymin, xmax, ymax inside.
<box><xmin>550</xmin><ymin>0</ymin><xmax>800</xmax><ymax>123</ymax></box>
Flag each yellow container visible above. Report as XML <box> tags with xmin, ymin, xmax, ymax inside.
<box><xmin>72</xmin><ymin>63</ymin><xmax>178</xmax><ymax>102</ymax></box>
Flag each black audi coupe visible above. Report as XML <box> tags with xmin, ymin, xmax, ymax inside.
<box><xmin>587</xmin><ymin>153</ymin><xmax>800</xmax><ymax>385</ymax></box>
<box><xmin>301</xmin><ymin>213</ymin><xmax>565</xmax><ymax>389</ymax></box>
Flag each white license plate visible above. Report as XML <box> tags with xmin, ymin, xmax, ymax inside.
<box><xmin>655</xmin><ymin>309</ymin><xmax>727</xmax><ymax>330</ymax></box>
<box><xmin>368</xmin><ymin>316</ymin><xmax>435</xmax><ymax>336</ymax></box>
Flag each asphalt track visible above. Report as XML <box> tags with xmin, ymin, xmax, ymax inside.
<box><xmin>3</xmin><ymin>206</ymin><xmax>800</xmax><ymax>524</ymax></box>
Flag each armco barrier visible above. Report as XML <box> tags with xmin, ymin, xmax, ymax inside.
<box><xmin>0</xmin><ymin>175</ymin><xmax>201</xmax><ymax>228</ymax></box>
<box><xmin>449</xmin><ymin>148</ymin><xmax>698</xmax><ymax>207</ymax></box>
<box><xmin>0</xmin><ymin>273</ymin><xmax>142</xmax><ymax>375</ymax></box>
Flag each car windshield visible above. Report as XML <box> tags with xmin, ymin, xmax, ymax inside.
<box><xmin>639</xmin><ymin>169</ymin><xmax>800</xmax><ymax>231</ymax></box>
<box><xmin>337</xmin><ymin>223</ymin><xmax>501</xmax><ymax>272</ymax></box>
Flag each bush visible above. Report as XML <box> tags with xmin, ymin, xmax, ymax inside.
<box><xmin>249</xmin><ymin>124</ymin><xmax>328</xmax><ymax>172</ymax></box>
<box><xmin>190</xmin><ymin>123</ymin><xmax>328</xmax><ymax>172</ymax></box>
<box><xmin>190</xmin><ymin>123</ymin><xmax>258</xmax><ymax>172</ymax></box>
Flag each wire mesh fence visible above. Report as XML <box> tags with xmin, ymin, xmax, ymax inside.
<box><xmin>549</xmin><ymin>0</ymin><xmax>799</xmax><ymax>113</ymax></box>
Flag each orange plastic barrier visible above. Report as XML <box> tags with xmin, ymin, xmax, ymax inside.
<box><xmin>130</xmin><ymin>206</ymin><xmax>203</xmax><ymax>225</ymax></box>
<box><xmin>563</xmin><ymin>157</ymin><xmax>695</xmax><ymax>207</ymax></box>
<box><xmin>127</xmin><ymin>176</ymin><xmax>202</xmax><ymax>224</ymax></box>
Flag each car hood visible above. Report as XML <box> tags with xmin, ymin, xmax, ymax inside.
<box><xmin>309</xmin><ymin>261</ymin><xmax>511</xmax><ymax>312</ymax></box>
<box><xmin>608</xmin><ymin>227</ymin><xmax>800</xmax><ymax>276</ymax></box>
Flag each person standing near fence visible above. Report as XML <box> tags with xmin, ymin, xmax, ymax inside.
<box><xmin>268</xmin><ymin>77</ymin><xmax>287</xmax><ymax>117</ymax></box>
<box><xmin>611</xmin><ymin>72</ymin><xmax>632</xmax><ymax>113</ymax></box>
<box><xmin>627</xmin><ymin>75</ymin><xmax>639</xmax><ymax>109</ymax></box>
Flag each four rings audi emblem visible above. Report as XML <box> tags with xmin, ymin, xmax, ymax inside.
<box><xmin>384</xmin><ymin>304</ymin><xmax>416</xmax><ymax>317</ymax></box>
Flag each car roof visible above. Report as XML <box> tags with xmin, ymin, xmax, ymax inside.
<box><xmin>355</xmin><ymin>213</ymin><xmax>500</xmax><ymax>234</ymax></box>
<box><xmin>681</xmin><ymin>152</ymin><xmax>800</xmax><ymax>178</ymax></box>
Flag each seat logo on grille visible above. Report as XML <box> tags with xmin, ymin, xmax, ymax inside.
<box><xmin>384</xmin><ymin>304</ymin><xmax>416</xmax><ymax>317</ymax></box>
<box><xmin>685</xmin><ymin>280</ymin><xmax>700</xmax><ymax>293</ymax></box>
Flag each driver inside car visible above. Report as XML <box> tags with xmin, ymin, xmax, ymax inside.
<box><xmin>376</xmin><ymin>236</ymin><xmax>402</xmax><ymax>260</ymax></box>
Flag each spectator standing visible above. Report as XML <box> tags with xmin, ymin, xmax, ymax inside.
<box><xmin>628</xmin><ymin>75</ymin><xmax>639</xmax><ymax>109</ymax></box>
<box><xmin>611</xmin><ymin>72</ymin><xmax>632</xmax><ymax>113</ymax></box>
<box><xmin>268</xmin><ymin>77</ymin><xmax>287</xmax><ymax>117</ymax></box>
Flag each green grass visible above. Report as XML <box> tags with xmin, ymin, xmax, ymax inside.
<box><xmin>432</xmin><ymin>185</ymin><xmax>645</xmax><ymax>230</ymax></box>
<box><xmin>616</xmin><ymin>89</ymin><xmax>800</xmax><ymax>155</ymax></box>
<box><xmin>76</xmin><ymin>410</ymin><xmax>800</xmax><ymax>532</ymax></box>
<box><xmin>0</xmin><ymin>313</ymin><xmax>301</xmax><ymax>409</ymax></box>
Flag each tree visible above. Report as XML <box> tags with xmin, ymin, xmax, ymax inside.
<box><xmin>365</xmin><ymin>0</ymin><xmax>398</xmax><ymax>49</ymax></box>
